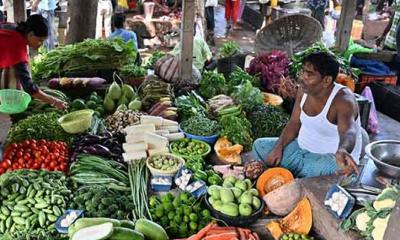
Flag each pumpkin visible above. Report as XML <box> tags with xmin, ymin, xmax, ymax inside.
<box><xmin>336</xmin><ymin>73</ymin><xmax>355</xmax><ymax>92</ymax></box>
<box><xmin>266</xmin><ymin>198</ymin><xmax>313</xmax><ymax>240</ymax></box>
<box><xmin>263</xmin><ymin>181</ymin><xmax>302</xmax><ymax>216</ymax></box>
<box><xmin>214</xmin><ymin>137</ymin><xmax>243</xmax><ymax>165</ymax></box>
<box><xmin>262</xmin><ymin>92</ymin><xmax>283</xmax><ymax>106</ymax></box>
<box><xmin>256</xmin><ymin>168</ymin><xmax>294</xmax><ymax>197</ymax></box>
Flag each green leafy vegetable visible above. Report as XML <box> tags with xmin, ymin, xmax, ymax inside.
<box><xmin>219</xmin><ymin>115</ymin><xmax>253</xmax><ymax>151</ymax></box>
<box><xmin>228</xmin><ymin>66</ymin><xmax>261</xmax><ymax>92</ymax></box>
<box><xmin>144</xmin><ymin>50</ymin><xmax>167</xmax><ymax>69</ymax></box>
<box><xmin>32</xmin><ymin>39</ymin><xmax>137</xmax><ymax>81</ymax></box>
<box><xmin>175</xmin><ymin>91</ymin><xmax>208</xmax><ymax>121</ymax></box>
<box><xmin>199</xmin><ymin>71</ymin><xmax>226</xmax><ymax>99</ymax></box>
<box><xmin>247</xmin><ymin>105</ymin><xmax>289</xmax><ymax>139</ymax></box>
<box><xmin>230</xmin><ymin>80</ymin><xmax>263</xmax><ymax>112</ymax></box>
<box><xmin>7</xmin><ymin>112</ymin><xmax>74</xmax><ymax>145</ymax></box>
<box><xmin>217</xmin><ymin>41</ymin><xmax>241</xmax><ymax>59</ymax></box>
<box><xmin>121</xmin><ymin>64</ymin><xmax>147</xmax><ymax>78</ymax></box>
<box><xmin>180</xmin><ymin>116</ymin><xmax>220</xmax><ymax>136</ymax></box>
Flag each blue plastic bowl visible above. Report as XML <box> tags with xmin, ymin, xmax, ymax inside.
<box><xmin>179</xmin><ymin>125</ymin><xmax>219</xmax><ymax>145</ymax></box>
<box><xmin>55</xmin><ymin>209</ymin><xmax>84</xmax><ymax>234</ymax></box>
<box><xmin>151</xmin><ymin>176</ymin><xmax>173</xmax><ymax>192</ymax></box>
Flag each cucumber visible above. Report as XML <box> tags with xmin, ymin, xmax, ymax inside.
<box><xmin>134</xmin><ymin>219</ymin><xmax>168</xmax><ymax>240</ymax></box>
<box><xmin>109</xmin><ymin>227</ymin><xmax>144</xmax><ymax>240</ymax></box>
<box><xmin>71</xmin><ymin>222</ymin><xmax>114</xmax><ymax>240</ymax></box>
<box><xmin>69</xmin><ymin>218</ymin><xmax>121</xmax><ymax>237</ymax></box>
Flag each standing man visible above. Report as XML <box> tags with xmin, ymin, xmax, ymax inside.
<box><xmin>377</xmin><ymin>0</ymin><xmax>400</xmax><ymax>52</ymax></box>
<box><xmin>96</xmin><ymin>0</ymin><xmax>113</xmax><ymax>39</ymax></box>
<box><xmin>32</xmin><ymin>0</ymin><xmax>58</xmax><ymax>50</ymax></box>
<box><xmin>205</xmin><ymin>0</ymin><xmax>217</xmax><ymax>44</ymax></box>
<box><xmin>307</xmin><ymin>0</ymin><xmax>328</xmax><ymax>29</ymax></box>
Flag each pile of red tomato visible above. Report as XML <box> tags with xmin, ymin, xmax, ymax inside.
<box><xmin>1</xmin><ymin>139</ymin><xmax>69</xmax><ymax>174</ymax></box>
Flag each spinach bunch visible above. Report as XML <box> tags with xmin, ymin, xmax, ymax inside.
<box><xmin>180</xmin><ymin>116</ymin><xmax>220</xmax><ymax>136</ymax></box>
<box><xmin>199</xmin><ymin>71</ymin><xmax>227</xmax><ymax>99</ymax></box>
<box><xmin>217</xmin><ymin>41</ymin><xmax>241</xmax><ymax>59</ymax></box>
<box><xmin>175</xmin><ymin>91</ymin><xmax>208</xmax><ymax>121</ymax></box>
<box><xmin>121</xmin><ymin>64</ymin><xmax>146</xmax><ymax>78</ymax></box>
<box><xmin>219</xmin><ymin>115</ymin><xmax>253</xmax><ymax>152</ymax></box>
<box><xmin>228</xmin><ymin>66</ymin><xmax>261</xmax><ymax>92</ymax></box>
<box><xmin>231</xmin><ymin>80</ymin><xmax>263</xmax><ymax>112</ymax></box>
<box><xmin>7</xmin><ymin>112</ymin><xmax>74</xmax><ymax>146</ymax></box>
<box><xmin>248</xmin><ymin>105</ymin><xmax>289</xmax><ymax>139</ymax></box>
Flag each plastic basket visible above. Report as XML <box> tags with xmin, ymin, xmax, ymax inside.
<box><xmin>356</xmin><ymin>74</ymin><xmax>398</xmax><ymax>93</ymax></box>
<box><xmin>0</xmin><ymin>89</ymin><xmax>31</xmax><ymax>114</ymax></box>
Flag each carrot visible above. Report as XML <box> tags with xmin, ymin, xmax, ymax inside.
<box><xmin>237</xmin><ymin>228</ymin><xmax>246</xmax><ymax>240</ymax></box>
<box><xmin>202</xmin><ymin>232</ymin><xmax>239</xmax><ymax>240</ymax></box>
<box><xmin>252</xmin><ymin>232</ymin><xmax>260</xmax><ymax>240</ymax></box>
<box><xmin>187</xmin><ymin>222</ymin><xmax>216</xmax><ymax>240</ymax></box>
<box><xmin>206</xmin><ymin>230</ymin><xmax>237</xmax><ymax>236</ymax></box>
<box><xmin>209</xmin><ymin>226</ymin><xmax>237</xmax><ymax>231</ymax></box>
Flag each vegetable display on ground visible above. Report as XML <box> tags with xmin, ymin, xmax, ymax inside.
<box><xmin>0</xmin><ymin>170</ymin><xmax>71</xmax><ymax>237</ymax></box>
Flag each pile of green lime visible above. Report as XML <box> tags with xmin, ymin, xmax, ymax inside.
<box><xmin>70</xmin><ymin>92</ymin><xmax>104</xmax><ymax>117</ymax></box>
<box><xmin>280</xmin><ymin>233</ymin><xmax>315</xmax><ymax>240</ymax></box>
<box><xmin>149</xmin><ymin>192</ymin><xmax>211</xmax><ymax>238</ymax></box>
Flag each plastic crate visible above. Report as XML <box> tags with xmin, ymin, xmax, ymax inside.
<box><xmin>356</xmin><ymin>74</ymin><xmax>397</xmax><ymax>93</ymax></box>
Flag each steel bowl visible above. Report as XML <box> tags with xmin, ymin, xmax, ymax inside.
<box><xmin>365</xmin><ymin>140</ymin><xmax>400</xmax><ymax>178</ymax></box>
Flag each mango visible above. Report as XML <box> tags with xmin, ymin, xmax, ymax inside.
<box><xmin>252</xmin><ymin>196</ymin><xmax>261</xmax><ymax>210</ymax></box>
<box><xmin>224</xmin><ymin>176</ymin><xmax>237</xmax><ymax>185</ymax></box>
<box><xmin>240</xmin><ymin>192</ymin><xmax>253</xmax><ymax>205</ymax></box>
<box><xmin>230</xmin><ymin>187</ymin><xmax>242</xmax><ymax>199</ymax></box>
<box><xmin>235</xmin><ymin>180</ymin><xmax>248</xmax><ymax>192</ymax></box>
<box><xmin>244</xmin><ymin>179</ymin><xmax>252</xmax><ymax>190</ymax></box>
<box><xmin>222</xmin><ymin>181</ymin><xmax>234</xmax><ymax>188</ymax></box>
<box><xmin>220</xmin><ymin>188</ymin><xmax>235</xmax><ymax>204</ymax></box>
<box><xmin>239</xmin><ymin>203</ymin><xmax>253</xmax><ymax>216</ymax></box>
<box><xmin>208</xmin><ymin>185</ymin><xmax>221</xmax><ymax>200</ymax></box>
<box><xmin>220</xmin><ymin>203</ymin><xmax>239</xmax><ymax>217</ymax></box>
<box><xmin>212</xmin><ymin>200</ymin><xmax>223</xmax><ymax>211</ymax></box>
<box><xmin>208</xmin><ymin>197</ymin><xmax>215</xmax><ymax>206</ymax></box>
<box><xmin>249</xmin><ymin>188</ymin><xmax>259</xmax><ymax>196</ymax></box>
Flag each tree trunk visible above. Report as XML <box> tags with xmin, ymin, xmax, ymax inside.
<box><xmin>65</xmin><ymin>0</ymin><xmax>98</xmax><ymax>44</ymax></box>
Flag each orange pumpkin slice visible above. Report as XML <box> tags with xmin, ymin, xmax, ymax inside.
<box><xmin>256</xmin><ymin>167</ymin><xmax>294</xmax><ymax>197</ymax></box>
<box><xmin>266</xmin><ymin>198</ymin><xmax>313</xmax><ymax>240</ymax></box>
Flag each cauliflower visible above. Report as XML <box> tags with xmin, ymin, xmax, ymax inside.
<box><xmin>355</xmin><ymin>211</ymin><xmax>371</xmax><ymax>232</ymax></box>
<box><xmin>373</xmin><ymin>199</ymin><xmax>396</xmax><ymax>211</ymax></box>
<box><xmin>371</xmin><ymin>215</ymin><xmax>391</xmax><ymax>240</ymax></box>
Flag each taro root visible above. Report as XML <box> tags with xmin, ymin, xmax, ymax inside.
<box><xmin>244</xmin><ymin>160</ymin><xmax>264</xmax><ymax>180</ymax></box>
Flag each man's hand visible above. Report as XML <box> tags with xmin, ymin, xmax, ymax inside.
<box><xmin>335</xmin><ymin>149</ymin><xmax>359</xmax><ymax>176</ymax></box>
<box><xmin>267</xmin><ymin>145</ymin><xmax>283</xmax><ymax>167</ymax></box>
<box><xmin>31</xmin><ymin>4</ymin><xmax>38</xmax><ymax>12</ymax></box>
<box><xmin>52</xmin><ymin>99</ymin><xmax>69</xmax><ymax>110</ymax></box>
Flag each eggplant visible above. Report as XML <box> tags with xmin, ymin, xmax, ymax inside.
<box><xmin>79</xmin><ymin>134</ymin><xmax>103</xmax><ymax>145</ymax></box>
<box><xmin>103</xmin><ymin>131</ymin><xmax>113</xmax><ymax>139</ymax></box>
<box><xmin>92</xmin><ymin>144</ymin><xmax>116</xmax><ymax>157</ymax></box>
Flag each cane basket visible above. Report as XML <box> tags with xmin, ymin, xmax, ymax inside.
<box><xmin>255</xmin><ymin>14</ymin><xmax>323</xmax><ymax>56</ymax></box>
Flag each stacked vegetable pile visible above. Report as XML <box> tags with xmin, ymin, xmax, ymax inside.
<box><xmin>7</xmin><ymin>112</ymin><xmax>75</xmax><ymax>146</ymax></box>
<box><xmin>70</xmin><ymin>92</ymin><xmax>105</xmax><ymax>116</ymax></box>
<box><xmin>32</xmin><ymin>38</ymin><xmax>137</xmax><ymax>81</ymax></box>
<box><xmin>340</xmin><ymin>186</ymin><xmax>400</xmax><ymax>240</ymax></box>
<box><xmin>149</xmin><ymin>192</ymin><xmax>211</xmax><ymax>238</ymax></box>
<box><xmin>2</xmin><ymin>140</ymin><xmax>69</xmax><ymax>174</ymax></box>
<box><xmin>0</xmin><ymin>170</ymin><xmax>71</xmax><ymax>237</ymax></box>
<box><xmin>103</xmin><ymin>81</ymin><xmax>141</xmax><ymax>113</ymax></box>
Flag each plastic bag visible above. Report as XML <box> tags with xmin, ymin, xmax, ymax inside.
<box><xmin>361</xmin><ymin>86</ymin><xmax>379</xmax><ymax>134</ymax></box>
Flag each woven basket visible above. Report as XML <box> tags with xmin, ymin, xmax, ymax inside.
<box><xmin>255</xmin><ymin>14</ymin><xmax>323</xmax><ymax>56</ymax></box>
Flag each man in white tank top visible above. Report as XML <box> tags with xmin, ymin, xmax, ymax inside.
<box><xmin>253</xmin><ymin>52</ymin><xmax>362</xmax><ymax>178</ymax></box>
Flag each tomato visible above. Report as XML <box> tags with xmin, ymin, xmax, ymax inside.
<box><xmin>49</xmin><ymin>161</ymin><xmax>57</xmax><ymax>168</ymax></box>
<box><xmin>60</xmin><ymin>164</ymin><xmax>66</xmax><ymax>172</ymax></box>
<box><xmin>38</xmin><ymin>139</ymin><xmax>47</xmax><ymax>146</ymax></box>
<box><xmin>30</xmin><ymin>139</ymin><xmax>37</xmax><ymax>145</ymax></box>
<box><xmin>23</xmin><ymin>140</ymin><xmax>30</xmax><ymax>146</ymax></box>
<box><xmin>17</xmin><ymin>151</ymin><xmax>23</xmax><ymax>157</ymax></box>
<box><xmin>1</xmin><ymin>160</ymin><xmax>11</xmax><ymax>169</ymax></box>
<box><xmin>33</xmin><ymin>163</ymin><xmax>40</xmax><ymax>169</ymax></box>
<box><xmin>17</xmin><ymin>158</ymin><xmax>24</xmax><ymax>165</ymax></box>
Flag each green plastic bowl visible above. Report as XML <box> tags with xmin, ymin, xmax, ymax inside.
<box><xmin>169</xmin><ymin>138</ymin><xmax>211</xmax><ymax>158</ymax></box>
<box><xmin>58</xmin><ymin>109</ymin><xmax>94</xmax><ymax>134</ymax></box>
<box><xmin>0</xmin><ymin>89</ymin><xmax>31</xmax><ymax>114</ymax></box>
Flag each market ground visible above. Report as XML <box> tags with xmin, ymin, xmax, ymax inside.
<box><xmin>211</xmin><ymin>5</ymin><xmax>400</xmax><ymax>143</ymax></box>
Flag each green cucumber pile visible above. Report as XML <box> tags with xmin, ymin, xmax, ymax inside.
<box><xmin>0</xmin><ymin>170</ymin><xmax>71</xmax><ymax>236</ymax></box>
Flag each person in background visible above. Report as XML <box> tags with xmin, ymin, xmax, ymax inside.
<box><xmin>0</xmin><ymin>15</ymin><xmax>68</xmax><ymax>144</ymax></box>
<box><xmin>253</xmin><ymin>52</ymin><xmax>362</xmax><ymax>178</ymax></box>
<box><xmin>237</xmin><ymin>0</ymin><xmax>246</xmax><ymax>26</ymax></box>
<box><xmin>0</xmin><ymin>0</ymin><xmax>4</xmax><ymax>22</ymax></box>
<box><xmin>109</xmin><ymin>13</ymin><xmax>138</xmax><ymax>49</ymax></box>
<box><xmin>205</xmin><ymin>0</ymin><xmax>217</xmax><ymax>44</ymax></box>
<box><xmin>170</xmin><ymin>24</ymin><xmax>213</xmax><ymax>71</ymax></box>
<box><xmin>32</xmin><ymin>0</ymin><xmax>58</xmax><ymax>50</ymax></box>
<box><xmin>96</xmin><ymin>0</ymin><xmax>113</xmax><ymax>39</ymax></box>
<box><xmin>377</xmin><ymin>0</ymin><xmax>394</xmax><ymax>12</ymax></box>
<box><xmin>377</xmin><ymin>0</ymin><xmax>400</xmax><ymax>52</ymax></box>
<box><xmin>225</xmin><ymin>0</ymin><xmax>240</xmax><ymax>32</ymax></box>
<box><xmin>307</xmin><ymin>0</ymin><xmax>328</xmax><ymax>29</ymax></box>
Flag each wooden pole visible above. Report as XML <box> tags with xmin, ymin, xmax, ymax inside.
<box><xmin>13</xmin><ymin>0</ymin><xmax>26</xmax><ymax>23</ymax></box>
<box><xmin>335</xmin><ymin>0</ymin><xmax>357</xmax><ymax>53</ymax></box>
<box><xmin>65</xmin><ymin>0</ymin><xmax>98</xmax><ymax>44</ymax></box>
<box><xmin>179</xmin><ymin>0</ymin><xmax>195</xmax><ymax>81</ymax></box>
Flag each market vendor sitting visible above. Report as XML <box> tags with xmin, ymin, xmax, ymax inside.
<box><xmin>253</xmin><ymin>52</ymin><xmax>362</xmax><ymax>178</ymax></box>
